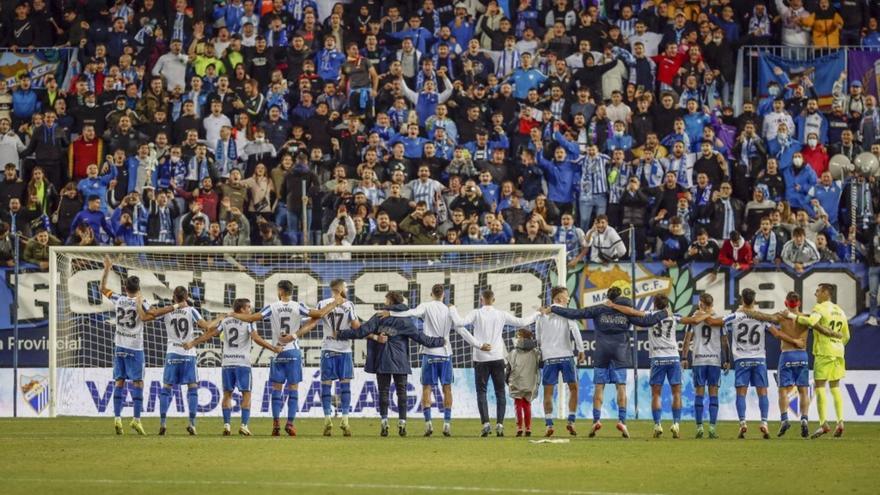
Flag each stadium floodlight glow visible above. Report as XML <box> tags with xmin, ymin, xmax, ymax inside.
<box><xmin>48</xmin><ymin>245</ymin><xmax>567</xmax><ymax>418</ymax></box>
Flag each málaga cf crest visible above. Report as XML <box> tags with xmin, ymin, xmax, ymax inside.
<box><xmin>20</xmin><ymin>375</ymin><xmax>50</xmax><ymax>415</ymax></box>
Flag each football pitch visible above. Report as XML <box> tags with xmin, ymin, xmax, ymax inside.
<box><xmin>0</xmin><ymin>419</ymin><xmax>877</xmax><ymax>495</ymax></box>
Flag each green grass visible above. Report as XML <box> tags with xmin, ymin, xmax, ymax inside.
<box><xmin>0</xmin><ymin>418</ymin><xmax>876</xmax><ymax>495</ymax></box>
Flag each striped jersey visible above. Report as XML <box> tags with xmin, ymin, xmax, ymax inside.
<box><xmin>723</xmin><ymin>311</ymin><xmax>770</xmax><ymax>361</ymax></box>
<box><xmin>579</xmin><ymin>153</ymin><xmax>610</xmax><ymax>195</ymax></box>
<box><xmin>260</xmin><ymin>300</ymin><xmax>311</xmax><ymax>352</ymax></box>
<box><xmin>217</xmin><ymin>317</ymin><xmax>254</xmax><ymax>367</ymax></box>
<box><xmin>690</xmin><ymin>317</ymin><xmax>725</xmax><ymax>366</ymax></box>
<box><xmin>318</xmin><ymin>298</ymin><xmax>358</xmax><ymax>353</ymax></box>
<box><xmin>105</xmin><ymin>291</ymin><xmax>151</xmax><ymax>351</ymax></box>
<box><xmin>646</xmin><ymin>312</ymin><xmax>682</xmax><ymax>359</ymax></box>
<box><xmin>163</xmin><ymin>306</ymin><xmax>204</xmax><ymax>357</ymax></box>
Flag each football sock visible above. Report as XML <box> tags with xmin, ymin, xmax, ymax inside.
<box><xmin>709</xmin><ymin>396</ymin><xmax>719</xmax><ymax>425</ymax></box>
<box><xmin>321</xmin><ymin>383</ymin><xmax>332</xmax><ymax>417</ymax></box>
<box><xmin>270</xmin><ymin>389</ymin><xmax>283</xmax><ymax>420</ymax></box>
<box><xmin>339</xmin><ymin>382</ymin><xmax>351</xmax><ymax>416</ymax></box>
<box><xmin>694</xmin><ymin>393</ymin><xmax>704</xmax><ymax>425</ymax></box>
<box><xmin>816</xmin><ymin>387</ymin><xmax>827</xmax><ymax>424</ymax></box>
<box><xmin>131</xmin><ymin>387</ymin><xmax>143</xmax><ymax>419</ymax></box>
<box><xmin>830</xmin><ymin>387</ymin><xmax>844</xmax><ymax>422</ymax></box>
<box><xmin>735</xmin><ymin>395</ymin><xmax>746</xmax><ymax>422</ymax></box>
<box><xmin>758</xmin><ymin>395</ymin><xmax>769</xmax><ymax>422</ymax></box>
<box><xmin>187</xmin><ymin>387</ymin><xmax>198</xmax><ymax>425</ymax></box>
<box><xmin>159</xmin><ymin>387</ymin><xmax>171</xmax><ymax>425</ymax></box>
<box><xmin>287</xmin><ymin>390</ymin><xmax>298</xmax><ymax>423</ymax></box>
<box><xmin>113</xmin><ymin>385</ymin><xmax>125</xmax><ymax>418</ymax></box>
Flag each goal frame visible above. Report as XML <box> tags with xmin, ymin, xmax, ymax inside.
<box><xmin>48</xmin><ymin>244</ymin><xmax>567</xmax><ymax>418</ymax></box>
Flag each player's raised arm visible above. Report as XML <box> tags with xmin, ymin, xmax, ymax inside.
<box><xmin>549</xmin><ymin>305</ymin><xmax>597</xmax><ymax>321</ymax></box>
<box><xmin>604</xmin><ymin>299</ymin><xmax>645</xmax><ymax>317</ymax></box>
<box><xmin>742</xmin><ymin>309</ymin><xmax>781</xmax><ymax>323</ymax></box>
<box><xmin>227</xmin><ymin>309</ymin><xmax>264</xmax><ymax>323</ymax></box>
<box><xmin>502</xmin><ymin>309</ymin><xmax>539</xmax><ymax>328</ymax></box>
<box><xmin>134</xmin><ymin>294</ymin><xmax>156</xmax><ymax>322</ymax></box>
<box><xmin>388</xmin><ymin>302</ymin><xmax>428</xmax><ymax>319</ymax></box>
<box><xmin>307</xmin><ymin>296</ymin><xmax>344</xmax><ymax>319</ymax></box>
<box><xmin>147</xmin><ymin>301</ymin><xmax>179</xmax><ymax>319</ymax></box>
<box><xmin>811</xmin><ymin>321</ymin><xmax>844</xmax><ymax>339</ymax></box>
<box><xmin>100</xmin><ymin>255</ymin><xmax>114</xmax><ymax>298</ymax></box>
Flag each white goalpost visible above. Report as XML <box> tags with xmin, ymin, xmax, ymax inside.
<box><xmin>48</xmin><ymin>245</ymin><xmax>567</xmax><ymax>418</ymax></box>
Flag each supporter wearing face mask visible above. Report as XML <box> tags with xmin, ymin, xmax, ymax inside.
<box><xmin>783</xmin><ymin>151</ymin><xmax>818</xmax><ymax>211</ymax></box>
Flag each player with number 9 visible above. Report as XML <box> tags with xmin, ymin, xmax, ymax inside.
<box><xmin>680</xmin><ymin>293</ymin><xmax>728</xmax><ymax>439</ymax></box>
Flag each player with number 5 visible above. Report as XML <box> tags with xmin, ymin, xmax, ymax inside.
<box><xmin>230</xmin><ymin>280</ymin><xmax>343</xmax><ymax>437</ymax></box>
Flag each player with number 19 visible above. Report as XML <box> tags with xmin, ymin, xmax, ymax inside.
<box><xmin>607</xmin><ymin>294</ymin><xmax>710</xmax><ymax>439</ymax></box>
<box><xmin>158</xmin><ymin>286</ymin><xmax>222</xmax><ymax>436</ymax></box>
<box><xmin>723</xmin><ymin>289</ymin><xmax>772</xmax><ymax>440</ymax></box>
<box><xmin>100</xmin><ymin>256</ymin><xmax>176</xmax><ymax>436</ymax></box>
<box><xmin>190</xmin><ymin>298</ymin><xmax>282</xmax><ymax>436</ymax></box>
<box><xmin>231</xmin><ymin>280</ymin><xmax>342</xmax><ymax>437</ymax></box>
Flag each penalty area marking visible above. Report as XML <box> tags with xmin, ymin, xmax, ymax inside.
<box><xmin>6</xmin><ymin>477</ymin><xmax>666</xmax><ymax>495</ymax></box>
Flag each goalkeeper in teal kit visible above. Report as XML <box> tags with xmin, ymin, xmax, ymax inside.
<box><xmin>544</xmin><ymin>283</ymin><xmax>654</xmax><ymax>438</ymax></box>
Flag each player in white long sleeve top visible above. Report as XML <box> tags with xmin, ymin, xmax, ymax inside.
<box><xmin>385</xmin><ymin>284</ymin><xmax>481</xmax><ymax>437</ymax></box>
<box><xmin>536</xmin><ymin>287</ymin><xmax>586</xmax><ymax>437</ymax></box>
<box><xmin>450</xmin><ymin>289</ymin><xmax>540</xmax><ymax>437</ymax></box>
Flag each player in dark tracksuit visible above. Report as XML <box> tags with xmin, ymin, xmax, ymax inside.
<box><xmin>337</xmin><ymin>291</ymin><xmax>445</xmax><ymax>438</ymax></box>
<box><xmin>549</xmin><ymin>285</ymin><xmax>655</xmax><ymax>439</ymax></box>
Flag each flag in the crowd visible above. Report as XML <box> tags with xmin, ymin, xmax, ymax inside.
<box><xmin>757</xmin><ymin>50</ymin><xmax>846</xmax><ymax>108</ymax></box>
<box><xmin>847</xmin><ymin>50</ymin><xmax>880</xmax><ymax>101</ymax></box>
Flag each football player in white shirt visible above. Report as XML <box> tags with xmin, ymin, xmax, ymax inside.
<box><xmin>723</xmin><ymin>288</ymin><xmax>772</xmax><ymax>439</ymax></box>
<box><xmin>230</xmin><ymin>280</ymin><xmax>342</xmax><ymax>437</ymax></box>
<box><xmin>450</xmin><ymin>289</ymin><xmax>540</xmax><ymax>437</ymax></box>
<box><xmin>158</xmin><ymin>286</ymin><xmax>223</xmax><ymax>436</ymax></box>
<box><xmin>189</xmin><ymin>298</ymin><xmax>282</xmax><ymax>436</ymax></box>
<box><xmin>680</xmin><ymin>293</ymin><xmax>729</xmax><ymax>439</ymax></box>
<box><xmin>536</xmin><ymin>287</ymin><xmax>585</xmax><ymax>437</ymax></box>
<box><xmin>382</xmin><ymin>284</ymin><xmax>482</xmax><ymax>437</ymax></box>
<box><xmin>298</xmin><ymin>279</ymin><xmax>372</xmax><ymax>437</ymax></box>
<box><xmin>100</xmin><ymin>256</ymin><xmax>177</xmax><ymax>435</ymax></box>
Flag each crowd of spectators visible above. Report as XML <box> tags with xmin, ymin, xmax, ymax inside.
<box><xmin>0</xmin><ymin>0</ymin><xmax>879</xmax><ymax>289</ymax></box>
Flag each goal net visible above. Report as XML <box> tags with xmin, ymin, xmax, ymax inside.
<box><xmin>49</xmin><ymin>245</ymin><xmax>566</xmax><ymax>417</ymax></box>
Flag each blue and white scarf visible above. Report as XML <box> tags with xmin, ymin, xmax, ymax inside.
<box><xmin>215</xmin><ymin>139</ymin><xmax>238</xmax><ymax>178</ymax></box>
<box><xmin>753</xmin><ymin>231</ymin><xmax>779</xmax><ymax>262</ymax></box>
